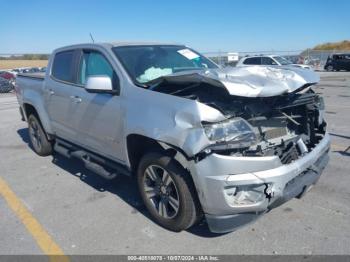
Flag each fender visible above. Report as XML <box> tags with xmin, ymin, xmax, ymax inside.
<box><xmin>157</xmin><ymin>141</ymin><xmax>191</xmax><ymax>170</ymax></box>
<box><xmin>22</xmin><ymin>88</ymin><xmax>53</xmax><ymax>135</ymax></box>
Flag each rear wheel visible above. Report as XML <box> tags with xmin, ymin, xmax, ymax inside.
<box><xmin>137</xmin><ymin>152</ymin><xmax>201</xmax><ymax>231</ymax></box>
<box><xmin>28</xmin><ymin>114</ymin><xmax>52</xmax><ymax>156</ymax></box>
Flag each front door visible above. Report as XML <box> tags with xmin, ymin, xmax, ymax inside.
<box><xmin>69</xmin><ymin>49</ymin><xmax>124</xmax><ymax>163</ymax></box>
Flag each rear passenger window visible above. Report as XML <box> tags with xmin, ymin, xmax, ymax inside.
<box><xmin>243</xmin><ymin>57</ymin><xmax>261</xmax><ymax>65</ymax></box>
<box><xmin>52</xmin><ymin>51</ymin><xmax>75</xmax><ymax>82</ymax></box>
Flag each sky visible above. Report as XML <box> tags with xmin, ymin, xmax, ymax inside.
<box><xmin>1</xmin><ymin>0</ymin><xmax>349</xmax><ymax>54</ymax></box>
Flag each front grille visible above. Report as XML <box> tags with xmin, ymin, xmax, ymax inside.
<box><xmin>276</xmin><ymin>141</ymin><xmax>300</xmax><ymax>164</ymax></box>
<box><xmin>274</xmin><ymin>93</ymin><xmax>317</xmax><ymax>110</ymax></box>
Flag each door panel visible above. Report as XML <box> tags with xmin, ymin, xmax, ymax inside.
<box><xmin>45</xmin><ymin>50</ymin><xmax>79</xmax><ymax>140</ymax></box>
<box><xmin>46</xmin><ymin>81</ymin><xmax>77</xmax><ymax>139</ymax></box>
<box><xmin>69</xmin><ymin>49</ymin><xmax>124</xmax><ymax>162</ymax></box>
<box><xmin>69</xmin><ymin>89</ymin><xmax>124</xmax><ymax>162</ymax></box>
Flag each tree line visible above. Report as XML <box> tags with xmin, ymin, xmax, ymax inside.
<box><xmin>0</xmin><ymin>54</ymin><xmax>49</xmax><ymax>60</ymax></box>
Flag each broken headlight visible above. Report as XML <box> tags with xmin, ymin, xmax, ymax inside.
<box><xmin>203</xmin><ymin>117</ymin><xmax>257</xmax><ymax>148</ymax></box>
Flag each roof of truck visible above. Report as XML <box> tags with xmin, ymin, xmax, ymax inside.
<box><xmin>53</xmin><ymin>42</ymin><xmax>184</xmax><ymax>53</ymax></box>
<box><xmin>108</xmin><ymin>41</ymin><xmax>181</xmax><ymax>47</ymax></box>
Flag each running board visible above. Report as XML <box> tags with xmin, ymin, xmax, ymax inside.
<box><xmin>54</xmin><ymin>142</ymin><xmax>71</xmax><ymax>158</ymax></box>
<box><xmin>82</xmin><ymin>155</ymin><xmax>118</xmax><ymax>180</ymax></box>
<box><xmin>54</xmin><ymin>139</ymin><xmax>130</xmax><ymax>179</ymax></box>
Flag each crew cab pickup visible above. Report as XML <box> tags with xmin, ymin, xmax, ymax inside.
<box><xmin>16</xmin><ymin>42</ymin><xmax>330</xmax><ymax>233</ymax></box>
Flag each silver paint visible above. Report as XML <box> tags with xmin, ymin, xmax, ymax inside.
<box><xmin>16</xmin><ymin>42</ymin><xmax>329</xmax><ymax>233</ymax></box>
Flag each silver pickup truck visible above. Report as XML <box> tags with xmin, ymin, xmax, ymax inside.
<box><xmin>16</xmin><ymin>42</ymin><xmax>330</xmax><ymax>233</ymax></box>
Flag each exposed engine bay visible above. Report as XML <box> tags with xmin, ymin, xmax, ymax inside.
<box><xmin>149</xmin><ymin>72</ymin><xmax>326</xmax><ymax>164</ymax></box>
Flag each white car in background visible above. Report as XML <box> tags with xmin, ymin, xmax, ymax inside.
<box><xmin>9</xmin><ymin>67</ymin><xmax>31</xmax><ymax>75</ymax></box>
<box><xmin>236</xmin><ymin>55</ymin><xmax>312</xmax><ymax>69</ymax></box>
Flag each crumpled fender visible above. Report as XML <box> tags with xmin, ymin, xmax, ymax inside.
<box><xmin>124</xmin><ymin>87</ymin><xmax>225</xmax><ymax>157</ymax></box>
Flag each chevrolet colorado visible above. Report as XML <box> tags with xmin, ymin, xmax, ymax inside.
<box><xmin>16</xmin><ymin>42</ymin><xmax>330</xmax><ymax>233</ymax></box>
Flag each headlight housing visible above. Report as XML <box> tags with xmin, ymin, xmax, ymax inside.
<box><xmin>203</xmin><ymin>117</ymin><xmax>257</xmax><ymax>149</ymax></box>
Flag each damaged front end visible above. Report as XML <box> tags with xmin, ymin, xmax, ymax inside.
<box><xmin>201</xmin><ymin>90</ymin><xmax>327</xmax><ymax>165</ymax></box>
<box><xmin>148</xmin><ymin>67</ymin><xmax>326</xmax><ymax>165</ymax></box>
<box><xmin>146</xmin><ymin>67</ymin><xmax>330</xmax><ymax>233</ymax></box>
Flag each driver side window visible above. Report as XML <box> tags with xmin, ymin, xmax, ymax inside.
<box><xmin>78</xmin><ymin>50</ymin><xmax>119</xmax><ymax>90</ymax></box>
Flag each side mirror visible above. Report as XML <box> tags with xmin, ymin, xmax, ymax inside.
<box><xmin>85</xmin><ymin>75</ymin><xmax>117</xmax><ymax>94</ymax></box>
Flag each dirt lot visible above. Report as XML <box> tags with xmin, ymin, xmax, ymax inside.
<box><xmin>0</xmin><ymin>60</ymin><xmax>48</xmax><ymax>70</ymax></box>
<box><xmin>0</xmin><ymin>71</ymin><xmax>349</xmax><ymax>255</ymax></box>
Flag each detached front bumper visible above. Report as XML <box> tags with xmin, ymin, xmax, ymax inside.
<box><xmin>189</xmin><ymin>133</ymin><xmax>330</xmax><ymax>233</ymax></box>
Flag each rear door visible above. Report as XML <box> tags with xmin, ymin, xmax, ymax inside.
<box><xmin>68</xmin><ymin>49</ymin><xmax>124</xmax><ymax>163</ymax></box>
<box><xmin>45</xmin><ymin>49</ymin><xmax>80</xmax><ymax>140</ymax></box>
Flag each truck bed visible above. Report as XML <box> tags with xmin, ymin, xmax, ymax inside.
<box><xmin>17</xmin><ymin>72</ymin><xmax>45</xmax><ymax>80</ymax></box>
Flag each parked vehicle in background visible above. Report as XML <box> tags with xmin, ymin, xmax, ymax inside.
<box><xmin>0</xmin><ymin>71</ymin><xmax>16</xmax><ymax>93</ymax></box>
<box><xmin>15</xmin><ymin>42</ymin><xmax>329</xmax><ymax>233</ymax></box>
<box><xmin>227</xmin><ymin>52</ymin><xmax>239</xmax><ymax>66</ymax></box>
<box><xmin>0</xmin><ymin>77</ymin><xmax>15</xmax><ymax>93</ymax></box>
<box><xmin>10</xmin><ymin>68</ymin><xmax>31</xmax><ymax>75</ymax></box>
<box><xmin>237</xmin><ymin>55</ymin><xmax>312</xmax><ymax>69</ymax></box>
<box><xmin>0</xmin><ymin>71</ymin><xmax>16</xmax><ymax>80</ymax></box>
<box><xmin>9</xmin><ymin>69</ymin><xmax>21</xmax><ymax>75</ymax></box>
<box><xmin>324</xmin><ymin>53</ymin><xmax>350</xmax><ymax>71</ymax></box>
<box><xmin>21</xmin><ymin>67</ymin><xmax>41</xmax><ymax>73</ymax></box>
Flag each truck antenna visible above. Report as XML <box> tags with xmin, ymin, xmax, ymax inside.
<box><xmin>89</xmin><ymin>33</ymin><xmax>95</xmax><ymax>43</ymax></box>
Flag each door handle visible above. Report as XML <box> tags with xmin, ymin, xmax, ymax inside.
<box><xmin>48</xmin><ymin>89</ymin><xmax>55</xmax><ymax>95</ymax></box>
<box><xmin>70</xmin><ymin>95</ymin><xmax>82</xmax><ymax>103</ymax></box>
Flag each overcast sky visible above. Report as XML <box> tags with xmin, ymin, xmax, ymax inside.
<box><xmin>1</xmin><ymin>0</ymin><xmax>349</xmax><ymax>54</ymax></box>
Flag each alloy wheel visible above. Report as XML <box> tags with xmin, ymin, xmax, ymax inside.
<box><xmin>143</xmin><ymin>165</ymin><xmax>180</xmax><ymax>219</ymax></box>
<box><xmin>29</xmin><ymin>119</ymin><xmax>42</xmax><ymax>152</ymax></box>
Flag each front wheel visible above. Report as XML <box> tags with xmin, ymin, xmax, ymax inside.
<box><xmin>137</xmin><ymin>152</ymin><xmax>202</xmax><ymax>231</ymax></box>
<box><xmin>325</xmin><ymin>65</ymin><xmax>333</xmax><ymax>71</ymax></box>
<box><xmin>28</xmin><ymin>114</ymin><xmax>52</xmax><ymax>156</ymax></box>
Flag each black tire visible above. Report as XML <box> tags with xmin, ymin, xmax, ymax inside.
<box><xmin>137</xmin><ymin>152</ymin><xmax>202</xmax><ymax>232</ymax></box>
<box><xmin>325</xmin><ymin>65</ymin><xmax>333</xmax><ymax>71</ymax></box>
<box><xmin>28</xmin><ymin>114</ymin><xmax>52</xmax><ymax>156</ymax></box>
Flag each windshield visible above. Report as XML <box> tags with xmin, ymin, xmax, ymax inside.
<box><xmin>273</xmin><ymin>56</ymin><xmax>293</xmax><ymax>65</ymax></box>
<box><xmin>113</xmin><ymin>45</ymin><xmax>218</xmax><ymax>85</ymax></box>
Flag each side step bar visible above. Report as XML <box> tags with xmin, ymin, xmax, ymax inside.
<box><xmin>54</xmin><ymin>139</ymin><xmax>130</xmax><ymax>180</ymax></box>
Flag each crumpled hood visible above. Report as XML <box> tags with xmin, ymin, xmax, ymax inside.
<box><xmin>151</xmin><ymin>65</ymin><xmax>320</xmax><ymax>98</ymax></box>
<box><xmin>207</xmin><ymin>66</ymin><xmax>320</xmax><ymax>97</ymax></box>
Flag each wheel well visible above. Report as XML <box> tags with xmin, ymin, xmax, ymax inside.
<box><xmin>23</xmin><ymin>103</ymin><xmax>38</xmax><ymax>118</ymax></box>
<box><xmin>23</xmin><ymin>103</ymin><xmax>53</xmax><ymax>140</ymax></box>
<box><xmin>126</xmin><ymin>134</ymin><xmax>177</xmax><ymax>174</ymax></box>
<box><xmin>127</xmin><ymin>134</ymin><xmax>203</xmax><ymax>217</ymax></box>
